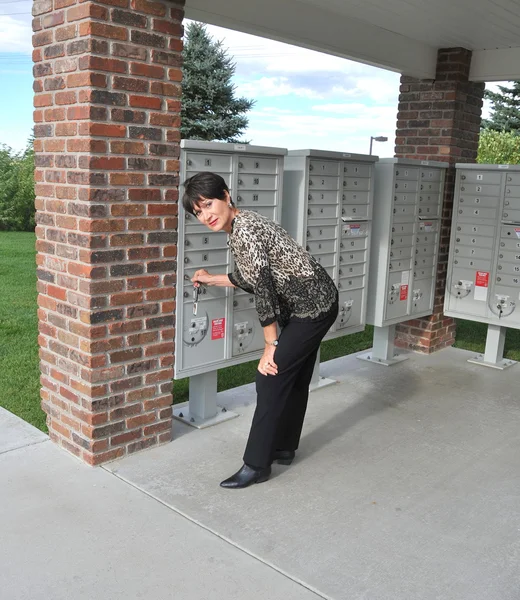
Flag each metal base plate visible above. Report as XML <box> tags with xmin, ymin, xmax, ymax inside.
<box><xmin>357</xmin><ymin>351</ymin><xmax>409</xmax><ymax>367</ymax></box>
<box><xmin>173</xmin><ymin>402</ymin><xmax>239</xmax><ymax>429</ymax></box>
<box><xmin>309</xmin><ymin>376</ymin><xmax>337</xmax><ymax>392</ymax></box>
<box><xmin>467</xmin><ymin>355</ymin><xmax>518</xmax><ymax>370</ymax></box>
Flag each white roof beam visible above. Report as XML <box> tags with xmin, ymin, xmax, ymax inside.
<box><xmin>185</xmin><ymin>0</ymin><xmax>439</xmax><ymax>79</ymax></box>
<box><xmin>470</xmin><ymin>47</ymin><xmax>520</xmax><ymax>81</ymax></box>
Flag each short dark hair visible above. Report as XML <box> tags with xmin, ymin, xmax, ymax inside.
<box><xmin>182</xmin><ymin>172</ymin><xmax>230</xmax><ymax>215</ymax></box>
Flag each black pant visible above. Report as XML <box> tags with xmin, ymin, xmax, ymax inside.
<box><xmin>243</xmin><ymin>306</ymin><xmax>338</xmax><ymax>469</ymax></box>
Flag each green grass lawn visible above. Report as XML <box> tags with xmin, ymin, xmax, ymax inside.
<box><xmin>1</xmin><ymin>231</ymin><xmax>518</xmax><ymax>433</ymax></box>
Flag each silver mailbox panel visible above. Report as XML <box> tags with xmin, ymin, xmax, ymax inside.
<box><xmin>366</xmin><ymin>158</ymin><xmax>448</xmax><ymax>328</ymax></box>
<box><xmin>175</xmin><ymin>141</ymin><xmax>287</xmax><ymax>379</ymax></box>
<box><xmin>445</xmin><ymin>164</ymin><xmax>520</xmax><ymax>329</ymax></box>
<box><xmin>282</xmin><ymin>149</ymin><xmax>377</xmax><ymax>338</ymax></box>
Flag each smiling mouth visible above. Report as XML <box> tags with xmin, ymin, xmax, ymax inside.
<box><xmin>209</xmin><ymin>218</ymin><xmax>218</xmax><ymax>226</ymax></box>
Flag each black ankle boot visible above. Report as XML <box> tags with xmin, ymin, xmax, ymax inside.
<box><xmin>220</xmin><ymin>463</ymin><xmax>271</xmax><ymax>489</ymax></box>
<box><xmin>273</xmin><ymin>450</ymin><xmax>295</xmax><ymax>465</ymax></box>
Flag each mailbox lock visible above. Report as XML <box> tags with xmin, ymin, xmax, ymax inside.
<box><xmin>184</xmin><ymin>257</ymin><xmax>189</xmax><ymax>263</ymax></box>
<box><xmin>308</xmin><ymin>209</ymin><xmax>312</xmax><ymax>216</ymax></box>
<box><xmin>461</xmin><ymin>174</ymin><xmax>466</xmax><ymax>180</ymax></box>
<box><xmin>187</xmin><ymin>159</ymin><xmax>192</xmax><ymax>166</ymax></box>
<box><xmin>238</xmin><ymin>162</ymin><xmax>243</xmax><ymax>168</ymax></box>
<box><xmin>309</xmin><ymin>164</ymin><xmax>314</xmax><ymax>171</ymax></box>
<box><xmin>308</xmin><ymin>194</ymin><xmax>312</xmax><ymax>201</ymax></box>
<box><xmin>237</xmin><ymin>196</ymin><xmax>243</xmax><ymax>203</ymax></box>
<box><xmin>185</xmin><ymin>239</ymin><xmax>190</xmax><ymax>246</ymax></box>
<box><xmin>238</xmin><ymin>179</ymin><xmax>243</xmax><ymax>185</ymax></box>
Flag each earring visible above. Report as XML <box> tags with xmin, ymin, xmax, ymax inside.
<box><xmin>228</xmin><ymin>202</ymin><xmax>233</xmax><ymax>208</ymax></box>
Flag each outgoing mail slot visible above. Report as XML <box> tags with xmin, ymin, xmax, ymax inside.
<box><xmin>309</xmin><ymin>160</ymin><xmax>340</xmax><ymax>176</ymax></box>
<box><xmin>459</xmin><ymin>171</ymin><xmax>501</xmax><ymax>185</ymax></box>
<box><xmin>394</xmin><ymin>167</ymin><xmax>419</xmax><ymax>180</ymax></box>
<box><xmin>343</xmin><ymin>177</ymin><xmax>371</xmax><ymax>192</ymax></box>
<box><xmin>308</xmin><ymin>190</ymin><xmax>339</xmax><ymax>204</ymax></box>
<box><xmin>308</xmin><ymin>175</ymin><xmax>340</xmax><ymax>191</ymax></box>
<box><xmin>306</xmin><ymin>239</ymin><xmax>337</xmax><ymax>255</ymax></box>
<box><xmin>307</xmin><ymin>224</ymin><xmax>338</xmax><ymax>240</ymax></box>
<box><xmin>307</xmin><ymin>204</ymin><xmax>339</xmax><ymax>219</ymax></box>
<box><xmin>343</xmin><ymin>163</ymin><xmax>371</xmax><ymax>177</ymax></box>
<box><xmin>238</xmin><ymin>174</ymin><xmax>277</xmax><ymax>190</ymax></box>
<box><xmin>184</xmin><ymin>248</ymin><xmax>229</xmax><ymax>268</ymax></box>
<box><xmin>235</xmin><ymin>190</ymin><xmax>277</xmax><ymax>206</ymax></box>
<box><xmin>185</xmin><ymin>152</ymin><xmax>232</xmax><ymax>173</ymax></box>
<box><xmin>457</xmin><ymin>206</ymin><xmax>497</xmax><ymax>220</ymax></box>
<box><xmin>343</xmin><ymin>191</ymin><xmax>370</xmax><ymax>204</ymax></box>
<box><xmin>238</xmin><ymin>156</ymin><xmax>278</xmax><ymax>174</ymax></box>
<box><xmin>420</xmin><ymin>168</ymin><xmax>442</xmax><ymax>181</ymax></box>
<box><xmin>341</xmin><ymin>204</ymin><xmax>369</xmax><ymax>219</ymax></box>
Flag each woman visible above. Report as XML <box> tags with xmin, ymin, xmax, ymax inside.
<box><xmin>182</xmin><ymin>172</ymin><xmax>338</xmax><ymax>489</ymax></box>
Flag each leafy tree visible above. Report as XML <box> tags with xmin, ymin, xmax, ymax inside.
<box><xmin>482</xmin><ymin>81</ymin><xmax>520</xmax><ymax>133</ymax></box>
<box><xmin>477</xmin><ymin>130</ymin><xmax>520</xmax><ymax>164</ymax></box>
<box><xmin>181</xmin><ymin>22</ymin><xmax>254</xmax><ymax>142</ymax></box>
<box><xmin>0</xmin><ymin>140</ymin><xmax>35</xmax><ymax>231</ymax></box>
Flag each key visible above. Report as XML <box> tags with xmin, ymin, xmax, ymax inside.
<box><xmin>193</xmin><ymin>285</ymin><xmax>199</xmax><ymax>315</ymax></box>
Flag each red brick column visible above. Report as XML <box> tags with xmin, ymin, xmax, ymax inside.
<box><xmin>394</xmin><ymin>48</ymin><xmax>485</xmax><ymax>353</ymax></box>
<box><xmin>32</xmin><ymin>0</ymin><xmax>185</xmax><ymax>464</ymax></box>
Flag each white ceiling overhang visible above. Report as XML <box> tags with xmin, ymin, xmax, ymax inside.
<box><xmin>185</xmin><ymin>0</ymin><xmax>520</xmax><ymax>81</ymax></box>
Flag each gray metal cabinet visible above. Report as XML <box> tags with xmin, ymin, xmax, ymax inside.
<box><xmin>175</xmin><ymin>140</ymin><xmax>287</xmax><ymax>380</ymax></box>
<box><xmin>282</xmin><ymin>149</ymin><xmax>378</xmax><ymax>337</ymax></box>
<box><xmin>445</xmin><ymin>164</ymin><xmax>520</xmax><ymax>329</ymax></box>
<box><xmin>366</xmin><ymin>158</ymin><xmax>448</xmax><ymax>328</ymax></box>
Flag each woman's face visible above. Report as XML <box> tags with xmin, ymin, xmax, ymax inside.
<box><xmin>193</xmin><ymin>191</ymin><xmax>235</xmax><ymax>233</ymax></box>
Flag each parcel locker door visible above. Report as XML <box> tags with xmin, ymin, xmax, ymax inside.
<box><xmin>384</xmin><ymin>270</ymin><xmax>411</xmax><ymax>321</ymax></box>
<box><xmin>335</xmin><ymin>289</ymin><xmax>364</xmax><ymax>331</ymax></box>
<box><xmin>411</xmin><ymin>278</ymin><xmax>434</xmax><ymax>316</ymax></box>
<box><xmin>231</xmin><ymin>309</ymin><xmax>264</xmax><ymax>356</ymax></box>
<box><xmin>180</xmin><ymin>298</ymin><xmax>227</xmax><ymax>371</ymax></box>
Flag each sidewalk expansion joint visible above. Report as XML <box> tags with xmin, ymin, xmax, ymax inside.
<box><xmin>105</xmin><ymin>467</ymin><xmax>334</xmax><ymax>600</ymax></box>
<box><xmin>0</xmin><ymin>438</ymin><xmax>49</xmax><ymax>456</ymax></box>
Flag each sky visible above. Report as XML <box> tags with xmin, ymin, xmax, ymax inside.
<box><xmin>0</xmin><ymin>5</ymin><xmax>500</xmax><ymax>156</ymax></box>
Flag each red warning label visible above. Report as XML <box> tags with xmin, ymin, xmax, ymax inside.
<box><xmin>400</xmin><ymin>284</ymin><xmax>409</xmax><ymax>301</ymax></box>
<box><xmin>211</xmin><ymin>318</ymin><xmax>225</xmax><ymax>340</ymax></box>
<box><xmin>475</xmin><ymin>271</ymin><xmax>489</xmax><ymax>288</ymax></box>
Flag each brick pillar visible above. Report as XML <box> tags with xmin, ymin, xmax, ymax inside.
<box><xmin>32</xmin><ymin>0</ymin><xmax>185</xmax><ymax>465</ymax></box>
<box><xmin>393</xmin><ymin>48</ymin><xmax>485</xmax><ymax>353</ymax></box>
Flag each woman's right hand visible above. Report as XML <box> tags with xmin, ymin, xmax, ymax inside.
<box><xmin>191</xmin><ymin>269</ymin><xmax>213</xmax><ymax>286</ymax></box>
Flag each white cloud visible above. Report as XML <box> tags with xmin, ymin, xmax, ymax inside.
<box><xmin>235</xmin><ymin>76</ymin><xmax>322</xmax><ymax>99</ymax></box>
<box><xmin>0</xmin><ymin>16</ymin><xmax>33</xmax><ymax>54</ymax></box>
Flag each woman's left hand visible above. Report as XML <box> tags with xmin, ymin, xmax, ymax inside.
<box><xmin>258</xmin><ymin>347</ymin><xmax>278</xmax><ymax>376</ymax></box>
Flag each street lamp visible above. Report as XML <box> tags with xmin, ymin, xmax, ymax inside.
<box><xmin>369</xmin><ymin>135</ymin><xmax>388</xmax><ymax>155</ymax></box>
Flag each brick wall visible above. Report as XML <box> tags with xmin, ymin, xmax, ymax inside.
<box><xmin>32</xmin><ymin>0</ymin><xmax>185</xmax><ymax>464</ymax></box>
<box><xmin>394</xmin><ymin>48</ymin><xmax>485</xmax><ymax>353</ymax></box>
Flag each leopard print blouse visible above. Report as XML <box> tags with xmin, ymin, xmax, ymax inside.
<box><xmin>227</xmin><ymin>210</ymin><xmax>338</xmax><ymax>327</ymax></box>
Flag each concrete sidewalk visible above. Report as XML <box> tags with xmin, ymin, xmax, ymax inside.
<box><xmin>2</xmin><ymin>346</ymin><xmax>520</xmax><ymax>599</ymax></box>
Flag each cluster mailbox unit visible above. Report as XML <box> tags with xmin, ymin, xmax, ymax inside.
<box><xmin>444</xmin><ymin>163</ymin><xmax>520</xmax><ymax>369</ymax></box>
<box><xmin>282</xmin><ymin>149</ymin><xmax>378</xmax><ymax>380</ymax></box>
<box><xmin>174</xmin><ymin>140</ymin><xmax>287</xmax><ymax>426</ymax></box>
<box><xmin>359</xmin><ymin>158</ymin><xmax>448</xmax><ymax>365</ymax></box>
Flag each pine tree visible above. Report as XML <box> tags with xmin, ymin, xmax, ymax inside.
<box><xmin>482</xmin><ymin>81</ymin><xmax>520</xmax><ymax>133</ymax></box>
<box><xmin>181</xmin><ymin>22</ymin><xmax>254</xmax><ymax>142</ymax></box>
